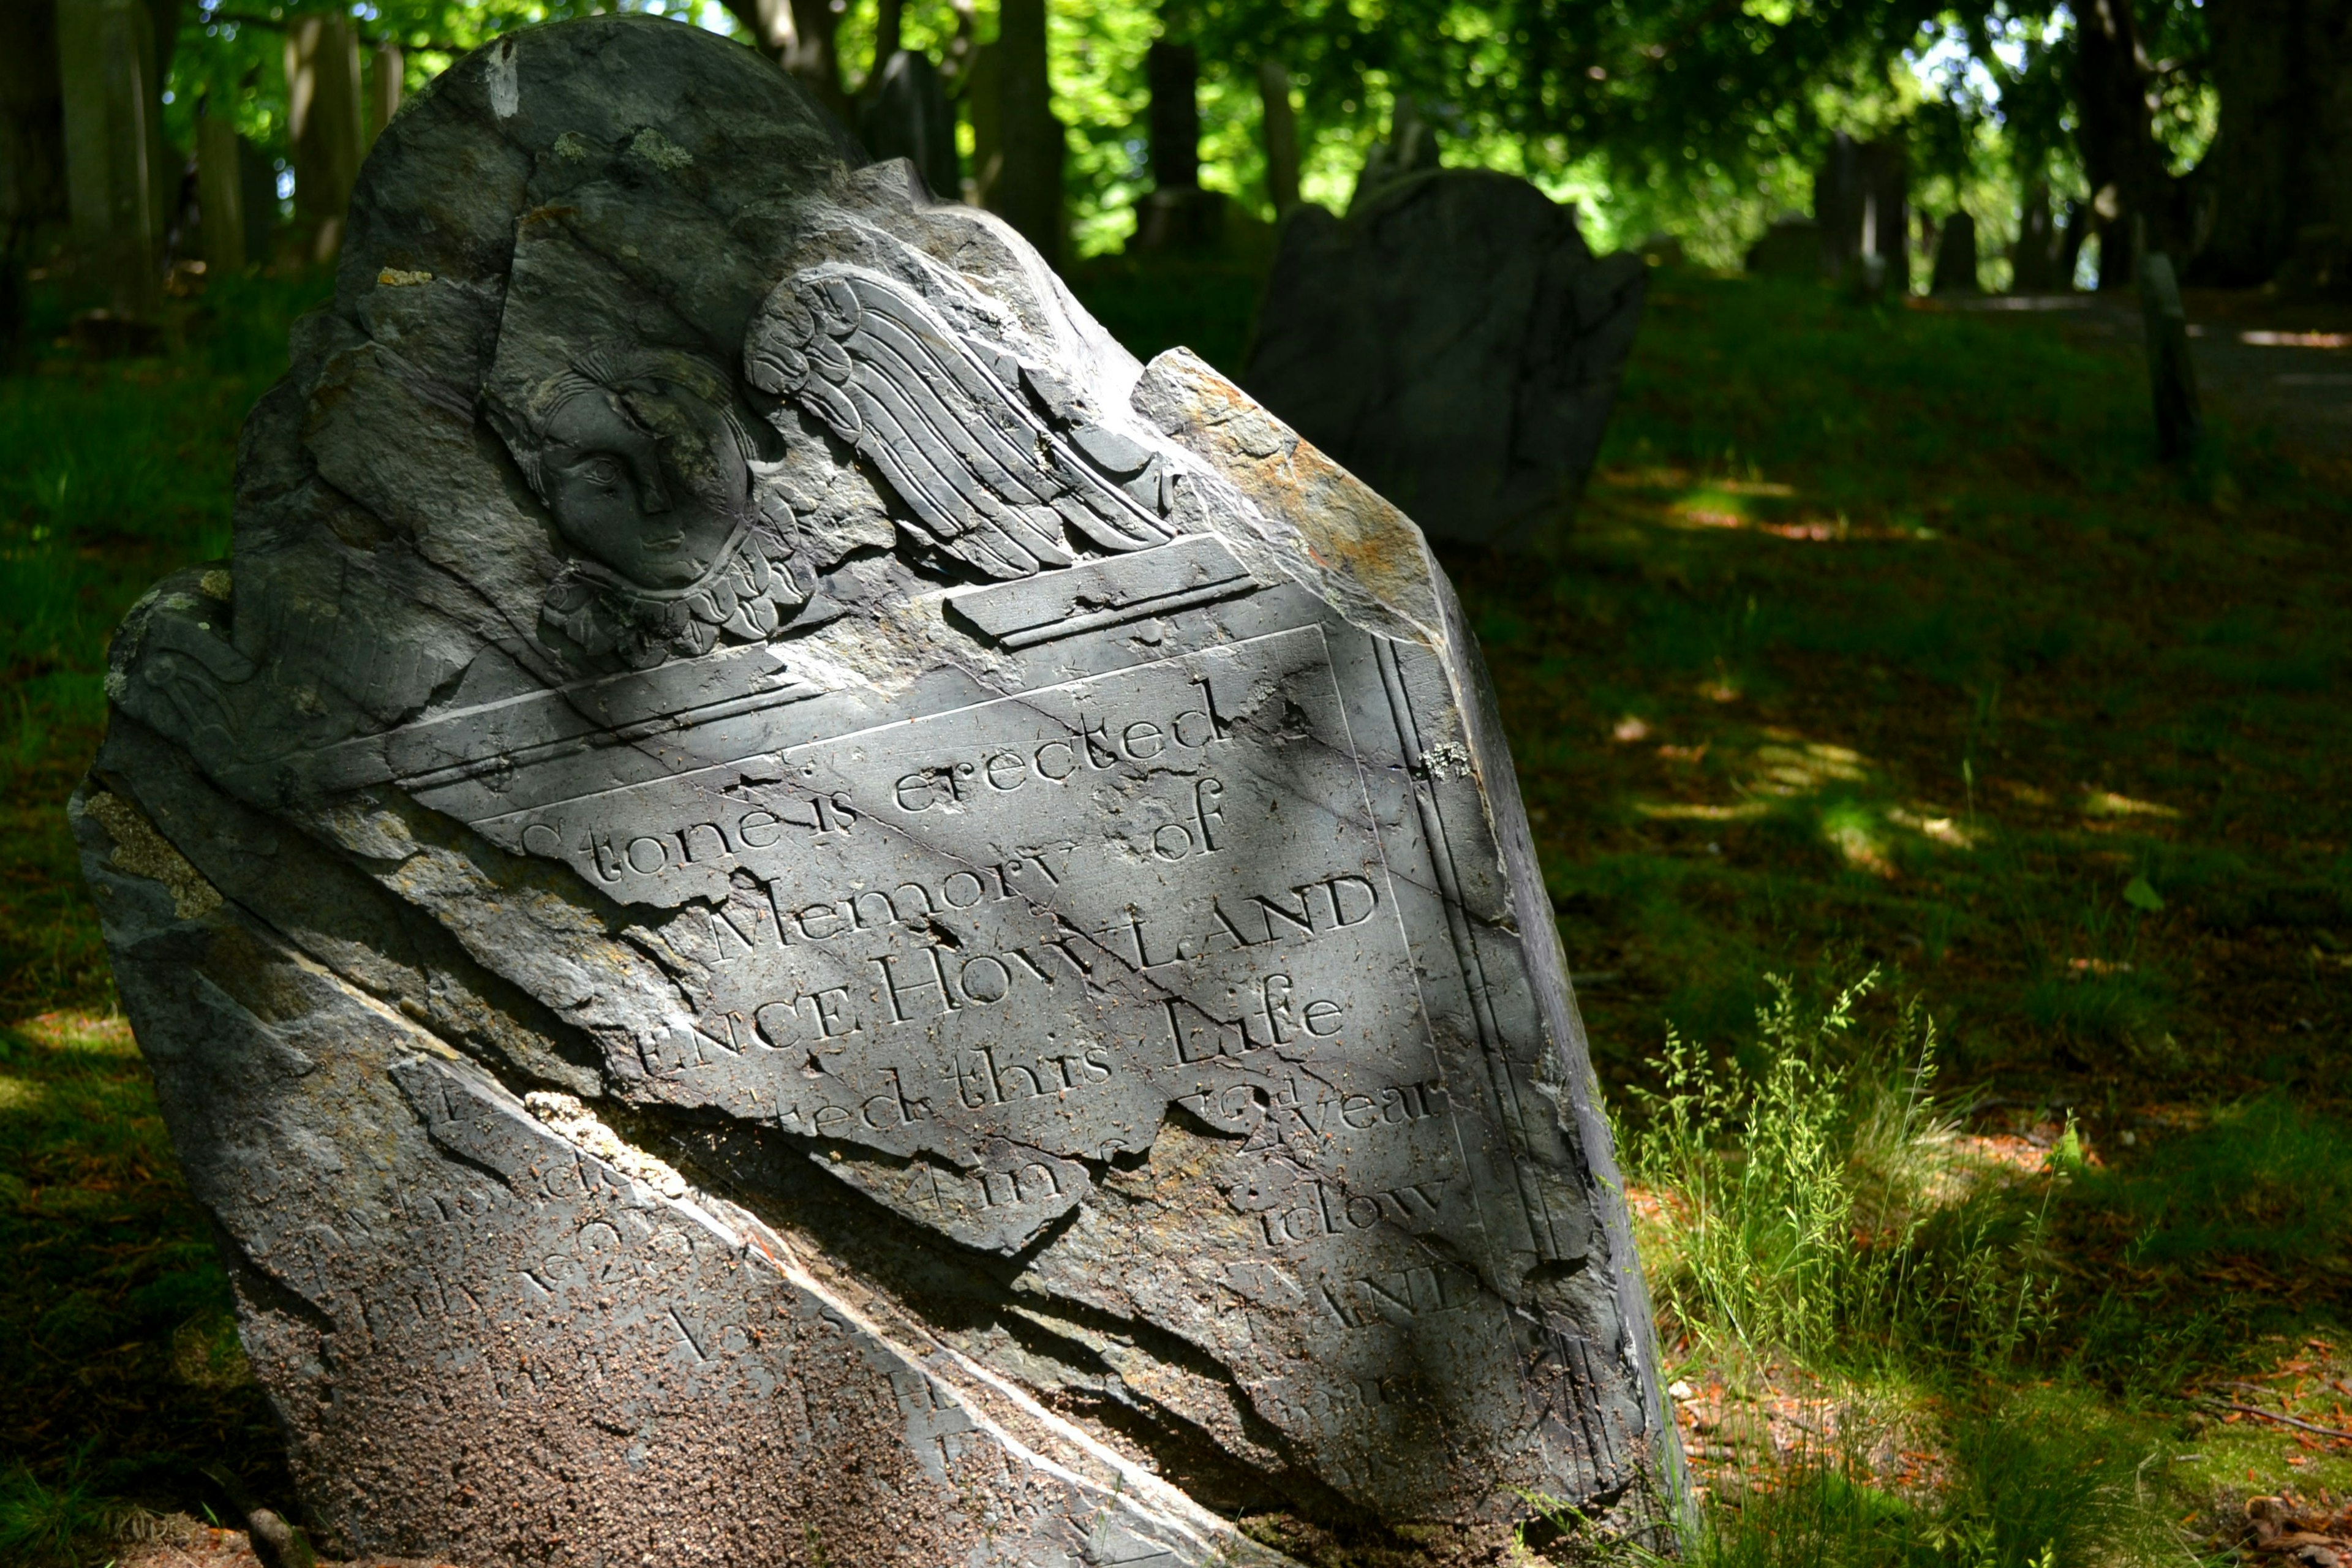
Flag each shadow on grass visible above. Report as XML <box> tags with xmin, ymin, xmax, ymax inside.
<box><xmin>1</xmin><ymin>260</ymin><xmax>2348</xmax><ymax>1561</ymax></box>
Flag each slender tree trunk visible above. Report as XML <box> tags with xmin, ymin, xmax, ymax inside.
<box><xmin>2071</xmin><ymin>0</ymin><xmax>2177</xmax><ymax>284</ymax></box>
<box><xmin>719</xmin><ymin>0</ymin><xmax>847</xmax><ymax>115</ymax></box>
<box><xmin>1258</xmin><ymin>59</ymin><xmax>1300</xmax><ymax>214</ymax></box>
<box><xmin>872</xmin><ymin>0</ymin><xmax>904</xmax><ymax>89</ymax></box>
<box><xmin>2138</xmin><ymin>251</ymin><xmax>2202</xmax><ymax>459</ymax></box>
<box><xmin>59</xmin><ymin>0</ymin><xmax>163</xmax><ymax>315</ymax></box>
<box><xmin>369</xmin><ymin>43</ymin><xmax>403</xmax><ymax>146</ymax></box>
<box><xmin>285</xmin><ymin>11</ymin><xmax>363</xmax><ymax>261</ymax></box>
<box><xmin>1</xmin><ymin>0</ymin><xmax>67</xmax><ymax>236</ymax></box>
<box><xmin>720</xmin><ymin>0</ymin><xmax>793</xmax><ymax>61</ymax></box>
<box><xmin>195</xmin><ymin>111</ymin><xmax>243</xmax><ymax>273</ymax></box>
<box><xmin>990</xmin><ymin>0</ymin><xmax>1061</xmax><ymax>263</ymax></box>
<box><xmin>1147</xmin><ymin>41</ymin><xmax>1198</xmax><ymax>190</ymax></box>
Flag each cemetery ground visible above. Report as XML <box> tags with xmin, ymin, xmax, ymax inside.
<box><xmin>1</xmin><ymin>261</ymin><xmax>2348</xmax><ymax>1568</ymax></box>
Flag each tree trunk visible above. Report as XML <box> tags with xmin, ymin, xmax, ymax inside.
<box><xmin>718</xmin><ymin>0</ymin><xmax>847</xmax><ymax>115</ymax></box>
<box><xmin>871</xmin><ymin>0</ymin><xmax>903</xmax><ymax>89</ymax></box>
<box><xmin>1</xmin><ymin>0</ymin><xmax>66</xmax><ymax>236</ymax></box>
<box><xmin>1258</xmin><ymin>60</ymin><xmax>1300</xmax><ymax>214</ymax></box>
<box><xmin>2071</xmin><ymin>0</ymin><xmax>2178</xmax><ymax>284</ymax></box>
<box><xmin>2138</xmin><ymin>251</ymin><xmax>2202</xmax><ymax>459</ymax></box>
<box><xmin>195</xmin><ymin>111</ymin><xmax>243</xmax><ymax>273</ymax></box>
<box><xmin>990</xmin><ymin>0</ymin><xmax>1061</xmax><ymax>264</ymax></box>
<box><xmin>370</xmin><ymin>43</ymin><xmax>403</xmax><ymax>146</ymax></box>
<box><xmin>965</xmin><ymin>42</ymin><xmax>1000</xmax><ymax>205</ymax></box>
<box><xmin>2195</xmin><ymin>0</ymin><xmax>2352</xmax><ymax>286</ymax></box>
<box><xmin>720</xmin><ymin>0</ymin><xmax>793</xmax><ymax>62</ymax></box>
<box><xmin>284</xmin><ymin>11</ymin><xmax>363</xmax><ymax>262</ymax></box>
<box><xmin>2</xmin><ymin>0</ymin><xmax>61</xmax><ymax>350</ymax></box>
<box><xmin>783</xmin><ymin>0</ymin><xmax>846</xmax><ymax>115</ymax></box>
<box><xmin>1147</xmin><ymin>40</ymin><xmax>1199</xmax><ymax>191</ymax></box>
<box><xmin>59</xmin><ymin>0</ymin><xmax>162</xmax><ymax>316</ymax></box>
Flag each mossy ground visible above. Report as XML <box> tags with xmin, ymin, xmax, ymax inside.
<box><xmin>2</xmin><ymin>259</ymin><xmax>2347</xmax><ymax>1563</ymax></box>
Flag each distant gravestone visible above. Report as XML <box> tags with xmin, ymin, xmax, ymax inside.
<box><xmin>1931</xmin><ymin>211</ymin><xmax>1979</xmax><ymax>294</ymax></box>
<box><xmin>77</xmin><ymin>18</ymin><xmax>1676</xmax><ymax>1567</ymax></box>
<box><xmin>2011</xmin><ymin>181</ymin><xmax>2061</xmax><ymax>293</ymax></box>
<box><xmin>1246</xmin><ymin>169</ymin><xmax>1646</xmax><ymax>546</ymax></box>
<box><xmin>1746</xmin><ymin>217</ymin><xmax>1820</xmax><ymax>277</ymax></box>
<box><xmin>2138</xmin><ymin>251</ymin><xmax>2203</xmax><ymax>459</ymax></box>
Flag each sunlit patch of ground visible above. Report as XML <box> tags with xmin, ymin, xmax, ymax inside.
<box><xmin>1668</xmin><ymin>1366</ymin><xmax>1956</xmax><ymax>1507</ymax></box>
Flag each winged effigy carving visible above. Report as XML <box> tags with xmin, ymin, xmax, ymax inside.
<box><xmin>746</xmin><ymin>266</ymin><xmax>1178</xmax><ymax>579</ymax></box>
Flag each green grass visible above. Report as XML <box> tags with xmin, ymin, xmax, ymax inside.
<box><xmin>0</xmin><ymin>1015</ymin><xmax>286</xmax><ymax>1563</ymax></box>
<box><xmin>0</xmin><ymin>276</ymin><xmax>323</xmax><ymax>1562</ymax></box>
<box><xmin>4</xmin><ymin>261</ymin><xmax>2351</xmax><ymax>1561</ymax></box>
<box><xmin>1468</xmin><ymin>271</ymin><xmax>2352</xmax><ymax>1564</ymax></box>
<box><xmin>1463</xmin><ymin>276</ymin><xmax>2351</xmax><ymax>1098</ymax></box>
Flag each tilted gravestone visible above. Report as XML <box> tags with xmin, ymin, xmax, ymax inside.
<box><xmin>76</xmin><ymin>18</ymin><xmax>1677</xmax><ymax>1565</ymax></box>
<box><xmin>1245</xmin><ymin>170</ymin><xmax>1646</xmax><ymax>548</ymax></box>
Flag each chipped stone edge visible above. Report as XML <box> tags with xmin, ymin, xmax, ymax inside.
<box><xmin>1132</xmin><ymin>347</ymin><xmax>1444</xmax><ymax>649</ymax></box>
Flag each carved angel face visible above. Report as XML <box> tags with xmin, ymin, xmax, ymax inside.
<box><xmin>530</xmin><ymin>368</ymin><xmax>752</xmax><ymax>591</ymax></box>
<box><xmin>488</xmin><ymin>345</ymin><xmax>815</xmax><ymax>670</ymax></box>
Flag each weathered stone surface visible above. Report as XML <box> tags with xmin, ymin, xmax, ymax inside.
<box><xmin>1243</xmin><ymin>170</ymin><xmax>1645</xmax><ymax>547</ymax></box>
<box><xmin>78</xmin><ymin>18</ymin><xmax>1678</xmax><ymax>1565</ymax></box>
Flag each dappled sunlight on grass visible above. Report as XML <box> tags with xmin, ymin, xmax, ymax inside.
<box><xmin>1459</xmin><ymin>266</ymin><xmax>2352</xmax><ymax>1555</ymax></box>
<box><xmin>15</xmin><ymin>1013</ymin><xmax>137</xmax><ymax>1056</ymax></box>
<box><xmin>1637</xmin><ymin>801</ymin><xmax>1773</xmax><ymax>823</ymax></box>
<box><xmin>1604</xmin><ymin>469</ymin><xmax>1946</xmax><ymax>545</ymax></box>
<box><xmin>1615</xmin><ymin>721</ymin><xmax>1989</xmax><ymax>881</ymax></box>
<box><xmin>1752</xmin><ymin>738</ymin><xmax>1871</xmax><ymax>791</ymax></box>
<box><xmin>2080</xmin><ymin>788</ymin><xmax>2184</xmax><ymax>821</ymax></box>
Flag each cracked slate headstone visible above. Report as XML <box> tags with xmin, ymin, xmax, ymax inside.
<box><xmin>75</xmin><ymin>18</ymin><xmax>1680</xmax><ymax>1566</ymax></box>
<box><xmin>1243</xmin><ymin>169</ymin><xmax>1646</xmax><ymax>548</ymax></box>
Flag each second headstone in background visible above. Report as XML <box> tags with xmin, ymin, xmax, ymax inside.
<box><xmin>1931</xmin><ymin>211</ymin><xmax>1980</xmax><ymax>294</ymax></box>
<box><xmin>1245</xmin><ymin>170</ymin><xmax>1645</xmax><ymax>547</ymax></box>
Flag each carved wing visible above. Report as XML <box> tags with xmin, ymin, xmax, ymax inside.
<box><xmin>744</xmin><ymin>266</ymin><xmax>1175</xmax><ymax>579</ymax></box>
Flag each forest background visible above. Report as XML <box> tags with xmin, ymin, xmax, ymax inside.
<box><xmin>20</xmin><ymin>0</ymin><xmax>2337</xmax><ymax>290</ymax></box>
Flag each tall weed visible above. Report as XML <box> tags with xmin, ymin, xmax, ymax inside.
<box><xmin>1621</xmin><ymin>972</ymin><xmax>2055</xmax><ymax>1371</ymax></box>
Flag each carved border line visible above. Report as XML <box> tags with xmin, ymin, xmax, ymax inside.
<box><xmin>1368</xmin><ymin>635</ymin><xmax>1566</xmax><ymax>1267</ymax></box>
